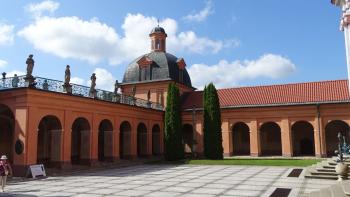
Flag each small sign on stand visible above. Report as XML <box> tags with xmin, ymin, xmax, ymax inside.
<box><xmin>29</xmin><ymin>164</ymin><xmax>46</xmax><ymax>178</ymax></box>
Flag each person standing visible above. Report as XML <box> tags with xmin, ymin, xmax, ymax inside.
<box><xmin>0</xmin><ymin>155</ymin><xmax>12</xmax><ymax>192</ymax></box>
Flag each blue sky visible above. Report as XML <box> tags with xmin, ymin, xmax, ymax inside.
<box><xmin>0</xmin><ymin>0</ymin><xmax>346</xmax><ymax>90</ymax></box>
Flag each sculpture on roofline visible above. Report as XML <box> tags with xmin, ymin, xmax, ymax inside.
<box><xmin>26</xmin><ymin>54</ymin><xmax>34</xmax><ymax>78</ymax></box>
<box><xmin>63</xmin><ymin>65</ymin><xmax>72</xmax><ymax>94</ymax></box>
<box><xmin>147</xmin><ymin>90</ymin><xmax>151</xmax><ymax>102</ymax></box>
<box><xmin>24</xmin><ymin>54</ymin><xmax>36</xmax><ymax>88</ymax></box>
<box><xmin>89</xmin><ymin>73</ymin><xmax>97</xmax><ymax>98</ymax></box>
<box><xmin>131</xmin><ymin>85</ymin><xmax>136</xmax><ymax>98</ymax></box>
<box><xmin>12</xmin><ymin>74</ymin><xmax>19</xmax><ymax>88</ymax></box>
<box><xmin>64</xmin><ymin>65</ymin><xmax>71</xmax><ymax>84</ymax></box>
<box><xmin>114</xmin><ymin>80</ymin><xmax>119</xmax><ymax>94</ymax></box>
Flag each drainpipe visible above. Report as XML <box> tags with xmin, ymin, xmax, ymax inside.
<box><xmin>316</xmin><ymin>104</ymin><xmax>323</xmax><ymax>158</ymax></box>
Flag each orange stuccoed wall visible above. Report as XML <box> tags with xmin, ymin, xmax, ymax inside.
<box><xmin>182</xmin><ymin>103</ymin><xmax>350</xmax><ymax>158</ymax></box>
<box><xmin>0</xmin><ymin>88</ymin><xmax>164</xmax><ymax>176</ymax></box>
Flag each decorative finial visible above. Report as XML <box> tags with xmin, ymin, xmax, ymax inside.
<box><xmin>157</xmin><ymin>18</ymin><xmax>160</xmax><ymax>27</ymax></box>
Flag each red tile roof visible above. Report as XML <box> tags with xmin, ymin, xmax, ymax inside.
<box><xmin>181</xmin><ymin>80</ymin><xmax>350</xmax><ymax>109</ymax></box>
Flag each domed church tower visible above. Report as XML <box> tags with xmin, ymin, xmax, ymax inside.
<box><xmin>120</xmin><ymin>26</ymin><xmax>194</xmax><ymax>107</ymax></box>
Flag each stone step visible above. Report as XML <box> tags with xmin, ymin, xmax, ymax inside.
<box><xmin>304</xmin><ymin>173</ymin><xmax>338</xmax><ymax>180</ymax></box>
<box><xmin>310</xmin><ymin>170</ymin><xmax>338</xmax><ymax>176</ymax></box>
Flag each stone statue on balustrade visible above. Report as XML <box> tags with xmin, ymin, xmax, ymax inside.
<box><xmin>24</xmin><ymin>54</ymin><xmax>36</xmax><ymax>88</ymax></box>
<box><xmin>63</xmin><ymin>65</ymin><xmax>72</xmax><ymax>94</ymax></box>
<box><xmin>12</xmin><ymin>74</ymin><xmax>19</xmax><ymax>88</ymax></box>
<box><xmin>113</xmin><ymin>80</ymin><xmax>120</xmax><ymax>102</ymax></box>
<box><xmin>89</xmin><ymin>73</ymin><xmax>97</xmax><ymax>98</ymax></box>
<box><xmin>146</xmin><ymin>89</ymin><xmax>152</xmax><ymax>108</ymax></box>
<box><xmin>26</xmin><ymin>54</ymin><xmax>34</xmax><ymax>77</ymax></box>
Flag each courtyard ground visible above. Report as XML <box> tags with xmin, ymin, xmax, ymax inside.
<box><xmin>1</xmin><ymin>164</ymin><xmax>336</xmax><ymax>197</ymax></box>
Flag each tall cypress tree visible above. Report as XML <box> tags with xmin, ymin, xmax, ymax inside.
<box><xmin>164</xmin><ymin>83</ymin><xmax>184</xmax><ymax>160</ymax></box>
<box><xmin>203</xmin><ymin>83</ymin><xmax>223</xmax><ymax>159</ymax></box>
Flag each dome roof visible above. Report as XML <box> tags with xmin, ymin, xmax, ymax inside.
<box><xmin>150</xmin><ymin>26</ymin><xmax>166</xmax><ymax>34</ymax></box>
<box><xmin>122</xmin><ymin>51</ymin><xmax>192</xmax><ymax>88</ymax></box>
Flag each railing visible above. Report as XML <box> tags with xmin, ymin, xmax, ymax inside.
<box><xmin>0</xmin><ymin>75</ymin><xmax>164</xmax><ymax>111</ymax></box>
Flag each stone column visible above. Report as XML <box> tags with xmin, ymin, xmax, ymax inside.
<box><xmin>221</xmin><ymin>120</ymin><xmax>231</xmax><ymax>157</ymax></box>
<box><xmin>130</xmin><ymin>120</ymin><xmax>137</xmax><ymax>159</ymax></box>
<box><xmin>281</xmin><ymin>118</ymin><xmax>292</xmax><ymax>157</ymax></box>
<box><xmin>249</xmin><ymin>120</ymin><xmax>260</xmax><ymax>156</ymax></box>
<box><xmin>90</xmin><ymin>119</ymin><xmax>99</xmax><ymax>165</ymax></box>
<box><xmin>26</xmin><ymin>107</ymin><xmax>39</xmax><ymax>165</ymax></box>
<box><xmin>314</xmin><ymin>116</ymin><xmax>326</xmax><ymax>157</ymax></box>
<box><xmin>13</xmin><ymin>107</ymin><xmax>29</xmax><ymax>176</ymax></box>
<box><xmin>113</xmin><ymin>118</ymin><xmax>120</xmax><ymax>161</ymax></box>
<box><xmin>147</xmin><ymin>123</ymin><xmax>152</xmax><ymax>157</ymax></box>
<box><xmin>62</xmin><ymin>111</ymin><xmax>73</xmax><ymax>169</ymax></box>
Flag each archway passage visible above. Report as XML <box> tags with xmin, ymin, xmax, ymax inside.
<box><xmin>120</xmin><ymin>121</ymin><xmax>131</xmax><ymax>159</ymax></box>
<box><xmin>260</xmin><ymin>122</ymin><xmax>282</xmax><ymax>156</ymax></box>
<box><xmin>291</xmin><ymin>121</ymin><xmax>315</xmax><ymax>156</ymax></box>
<box><xmin>71</xmin><ymin>118</ymin><xmax>91</xmax><ymax>165</ymax></box>
<box><xmin>183</xmin><ymin>124</ymin><xmax>194</xmax><ymax>154</ymax></box>
<box><xmin>326</xmin><ymin>120</ymin><xmax>349</xmax><ymax>156</ymax></box>
<box><xmin>37</xmin><ymin>115</ymin><xmax>62</xmax><ymax>167</ymax></box>
<box><xmin>98</xmin><ymin>119</ymin><xmax>113</xmax><ymax>162</ymax></box>
<box><xmin>152</xmin><ymin>124</ymin><xmax>161</xmax><ymax>156</ymax></box>
<box><xmin>232</xmin><ymin>122</ymin><xmax>250</xmax><ymax>155</ymax></box>
<box><xmin>0</xmin><ymin>104</ymin><xmax>14</xmax><ymax>163</ymax></box>
<box><xmin>137</xmin><ymin>123</ymin><xmax>148</xmax><ymax>157</ymax></box>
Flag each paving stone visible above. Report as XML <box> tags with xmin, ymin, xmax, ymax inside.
<box><xmin>143</xmin><ymin>191</ymin><xmax>182</xmax><ymax>197</ymax></box>
<box><xmin>224</xmin><ymin>189</ymin><xmax>261</xmax><ymax>196</ymax></box>
<box><xmin>162</xmin><ymin>186</ymin><xmax>193</xmax><ymax>193</ymax></box>
<box><xmin>3</xmin><ymin>164</ymin><xmax>338</xmax><ymax>196</ymax></box>
<box><xmin>190</xmin><ymin>187</ymin><xmax>227</xmax><ymax>195</ymax></box>
<box><xmin>117</xmin><ymin>189</ymin><xmax>151</xmax><ymax>196</ymax></box>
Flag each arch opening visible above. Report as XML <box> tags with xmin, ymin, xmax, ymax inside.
<box><xmin>98</xmin><ymin>119</ymin><xmax>113</xmax><ymax>162</ymax></box>
<box><xmin>152</xmin><ymin>124</ymin><xmax>161</xmax><ymax>156</ymax></box>
<box><xmin>183</xmin><ymin>124</ymin><xmax>194</xmax><ymax>154</ymax></box>
<box><xmin>325</xmin><ymin>120</ymin><xmax>349</xmax><ymax>157</ymax></box>
<box><xmin>120</xmin><ymin>121</ymin><xmax>131</xmax><ymax>159</ymax></box>
<box><xmin>37</xmin><ymin>115</ymin><xmax>62</xmax><ymax>167</ymax></box>
<box><xmin>260</xmin><ymin>122</ymin><xmax>282</xmax><ymax>156</ymax></box>
<box><xmin>0</xmin><ymin>104</ymin><xmax>15</xmax><ymax>163</ymax></box>
<box><xmin>137</xmin><ymin>123</ymin><xmax>148</xmax><ymax>157</ymax></box>
<box><xmin>71</xmin><ymin>117</ymin><xmax>91</xmax><ymax>165</ymax></box>
<box><xmin>291</xmin><ymin>121</ymin><xmax>315</xmax><ymax>156</ymax></box>
<box><xmin>232</xmin><ymin>122</ymin><xmax>250</xmax><ymax>155</ymax></box>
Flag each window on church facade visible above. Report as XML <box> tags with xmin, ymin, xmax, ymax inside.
<box><xmin>156</xmin><ymin>39</ymin><xmax>160</xmax><ymax>50</ymax></box>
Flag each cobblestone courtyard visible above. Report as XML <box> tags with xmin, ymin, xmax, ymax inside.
<box><xmin>1</xmin><ymin>165</ymin><xmax>336</xmax><ymax>197</ymax></box>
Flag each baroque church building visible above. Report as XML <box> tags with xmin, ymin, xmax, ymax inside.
<box><xmin>0</xmin><ymin>26</ymin><xmax>349</xmax><ymax>176</ymax></box>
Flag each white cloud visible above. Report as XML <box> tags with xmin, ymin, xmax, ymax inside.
<box><xmin>0</xmin><ymin>59</ymin><xmax>7</xmax><ymax>68</ymax></box>
<box><xmin>0</xmin><ymin>24</ymin><xmax>14</xmax><ymax>46</ymax></box>
<box><xmin>18</xmin><ymin>13</ymin><xmax>235</xmax><ymax>65</ymax></box>
<box><xmin>188</xmin><ymin>54</ymin><xmax>296</xmax><ymax>89</ymax></box>
<box><xmin>27</xmin><ymin>0</ymin><xmax>59</xmax><ymax>18</ymax></box>
<box><xmin>89</xmin><ymin>68</ymin><xmax>115</xmax><ymax>91</ymax></box>
<box><xmin>184</xmin><ymin>0</ymin><xmax>214</xmax><ymax>22</ymax></box>
<box><xmin>70</xmin><ymin>77</ymin><xmax>85</xmax><ymax>85</ymax></box>
<box><xmin>6</xmin><ymin>70</ymin><xmax>25</xmax><ymax>77</ymax></box>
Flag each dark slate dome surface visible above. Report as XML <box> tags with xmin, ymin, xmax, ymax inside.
<box><xmin>122</xmin><ymin>52</ymin><xmax>192</xmax><ymax>88</ymax></box>
<box><xmin>150</xmin><ymin>27</ymin><xmax>166</xmax><ymax>34</ymax></box>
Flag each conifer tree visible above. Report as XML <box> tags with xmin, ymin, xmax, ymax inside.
<box><xmin>164</xmin><ymin>83</ymin><xmax>184</xmax><ymax>160</ymax></box>
<box><xmin>203</xmin><ymin>83</ymin><xmax>223</xmax><ymax>159</ymax></box>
